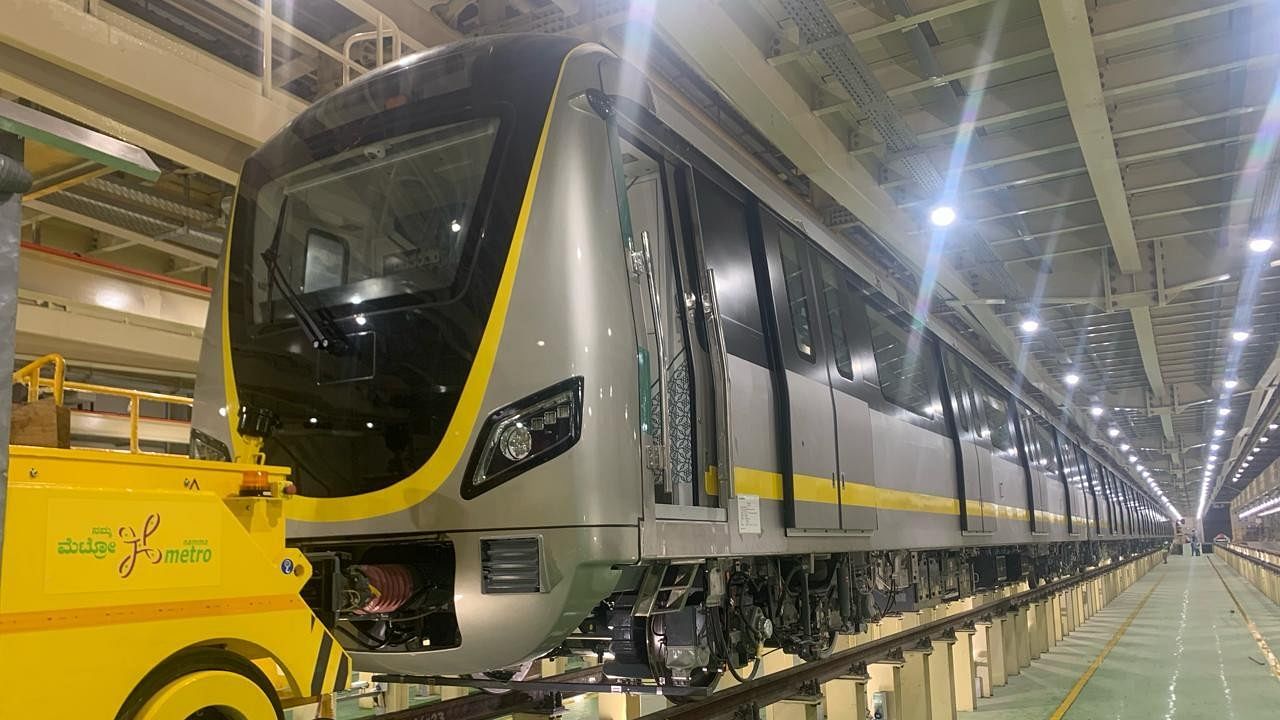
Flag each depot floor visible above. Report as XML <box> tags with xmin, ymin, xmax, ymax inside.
<box><xmin>964</xmin><ymin>552</ymin><xmax>1280</xmax><ymax>720</ymax></box>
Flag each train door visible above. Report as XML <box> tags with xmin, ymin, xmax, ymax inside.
<box><xmin>815</xmin><ymin>255</ymin><xmax>877</xmax><ymax>532</ymax></box>
<box><xmin>972</xmin><ymin>375</ymin><xmax>1013</xmax><ymax>533</ymax></box>
<box><xmin>612</xmin><ymin>129</ymin><xmax>721</xmax><ymax>510</ymax></box>
<box><xmin>1081</xmin><ymin>451</ymin><xmax>1103</xmax><ymax>534</ymax></box>
<box><xmin>1054</xmin><ymin>432</ymin><xmax>1083</xmax><ymax>537</ymax></box>
<box><xmin>941</xmin><ymin>350</ymin><xmax>992</xmax><ymax>533</ymax></box>
<box><xmin>759</xmin><ymin>211</ymin><xmax>839</xmax><ymax>530</ymax></box>
<box><xmin>1015</xmin><ymin>404</ymin><xmax>1050</xmax><ymax>533</ymax></box>
<box><xmin>1103</xmin><ymin>469</ymin><xmax>1119</xmax><ymax>534</ymax></box>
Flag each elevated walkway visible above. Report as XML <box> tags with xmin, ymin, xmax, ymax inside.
<box><xmin>965</xmin><ymin>553</ymin><xmax>1280</xmax><ymax>719</ymax></box>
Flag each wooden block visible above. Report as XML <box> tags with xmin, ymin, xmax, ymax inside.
<box><xmin>9</xmin><ymin>398</ymin><xmax>70</xmax><ymax>448</ymax></box>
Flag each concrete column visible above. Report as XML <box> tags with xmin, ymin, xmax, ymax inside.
<box><xmin>824</xmin><ymin>667</ymin><xmax>869</xmax><ymax>720</ymax></box>
<box><xmin>989</xmin><ymin>615</ymin><xmax>1010</xmax><ymax>688</ymax></box>
<box><xmin>1014</xmin><ymin>606</ymin><xmax>1031</xmax><ymax>670</ymax></box>
<box><xmin>385</xmin><ymin>683</ymin><xmax>410</xmax><ymax>712</ymax></box>
<box><xmin>867</xmin><ymin>658</ymin><xmax>904</xmax><ymax>720</ymax></box>
<box><xmin>824</xmin><ymin>636</ymin><xmax>863</xmax><ymax>720</ymax></box>
<box><xmin>540</xmin><ymin>657</ymin><xmax>569</xmax><ymax>677</ymax></box>
<box><xmin>971</xmin><ymin>621</ymin><xmax>994</xmax><ymax>697</ymax></box>
<box><xmin>1050</xmin><ymin>593</ymin><xmax>1063</xmax><ymax>644</ymax></box>
<box><xmin>927</xmin><ymin>637</ymin><xmax>957</xmax><ymax>720</ymax></box>
<box><xmin>1000</xmin><ymin>613</ymin><xmax>1019</xmax><ymax>678</ymax></box>
<box><xmin>762</xmin><ymin>650</ymin><xmax>805</xmax><ymax>720</ymax></box>
<box><xmin>900</xmin><ymin>645</ymin><xmax>933</xmax><ymax>720</ymax></box>
<box><xmin>1031</xmin><ymin>601</ymin><xmax>1048</xmax><ymax>659</ymax></box>
<box><xmin>439</xmin><ymin>685</ymin><xmax>469</xmax><ymax>701</ymax></box>
<box><xmin>598</xmin><ymin>692</ymin><xmax>644</xmax><ymax>720</ymax></box>
<box><xmin>951</xmin><ymin>628</ymin><xmax>977</xmax><ymax>711</ymax></box>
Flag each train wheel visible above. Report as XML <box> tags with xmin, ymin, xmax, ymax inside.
<box><xmin>117</xmin><ymin>648</ymin><xmax>283</xmax><ymax>720</ymax></box>
<box><xmin>664</xmin><ymin>668</ymin><xmax>722</xmax><ymax>705</ymax></box>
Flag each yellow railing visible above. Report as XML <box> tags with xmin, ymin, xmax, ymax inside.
<box><xmin>12</xmin><ymin>353</ymin><xmax>193</xmax><ymax>453</ymax></box>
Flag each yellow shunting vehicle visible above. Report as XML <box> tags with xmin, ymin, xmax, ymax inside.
<box><xmin>0</xmin><ymin>355</ymin><xmax>350</xmax><ymax>719</ymax></box>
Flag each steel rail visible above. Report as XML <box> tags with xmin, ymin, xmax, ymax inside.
<box><xmin>638</xmin><ymin>549</ymin><xmax>1162</xmax><ymax>720</ymax></box>
<box><xmin>1219</xmin><ymin>543</ymin><xmax>1280</xmax><ymax>574</ymax></box>
<box><xmin>377</xmin><ymin>665</ymin><xmax>604</xmax><ymax>720</ymax></box>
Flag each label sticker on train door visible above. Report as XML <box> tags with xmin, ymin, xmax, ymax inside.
<box><xmin>737</xmin><ymin>494</ymin><xmax>762</xmax><ymax>534</ymax></box>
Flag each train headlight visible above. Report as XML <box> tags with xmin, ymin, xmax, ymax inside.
<box><xmin>499</xmin><ymin>424</ymin><xmax>533</xmax><ymax>461</ymax></box>
<box><xmin>462</xmin><ymin>377</ymin><xmax>584</xmax><ymax>499</ymax></box>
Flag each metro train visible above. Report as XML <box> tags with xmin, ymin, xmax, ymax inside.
<box><xmin>190</xmin><ymin>34</ymin><xmax>1171</xmax><ymax>690</ymax></box>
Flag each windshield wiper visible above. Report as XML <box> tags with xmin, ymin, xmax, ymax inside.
<box><xmin>261</xmin><ymin>202</ymin><xmax>350</xmax><ymax>355</ymax></box>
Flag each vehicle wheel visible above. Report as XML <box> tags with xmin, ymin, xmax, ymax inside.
<box><xmin>116</xmin><ymin>647</ymin><xmax>283</xmax><ymax>720</ymax></box>
<box><xmin>664</xmin><ymin>668</ymin><xmax>722</xmax><ymax>705</ymax></box>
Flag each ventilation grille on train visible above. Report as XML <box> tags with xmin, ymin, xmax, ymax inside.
<box><xmin>481</xmin><ymin>537</ymin><xmax>542</xmax><ymax>594</ymax></box>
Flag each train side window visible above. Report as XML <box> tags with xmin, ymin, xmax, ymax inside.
<box><xmin>973</xmin><ymin>375</ymin><xmax>1015</xmax><ymax>454</ymax></box>
<box><xmin>865</xmin><ymin>305</ymin><xmax>941</xmax><ymax>419</ymax></box>
<box><xmin>776</xmin><ymin>226</ymin><xmax>814</xmax><ymax>361</ymax></box>
<box><xmin>817</xmin><ymin>258</ymin><xmax>854</xmax><ymax>380</ymax></box>
<box><xmin>691</xmin><ymin>170</ymin><xmax>768</xmax><ymax>365</ymax></box>
<box><xmin>1031</xmin><ymin>419</ymin><xmax>1060</xmax><ymax>475</ymax></box>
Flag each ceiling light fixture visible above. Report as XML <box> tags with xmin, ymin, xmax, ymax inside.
<box><xmin>1233</xmin><ymin>330</ymin><xmax>1251</xmax><ymax>342</ymax></box>
<box><xmin>1248</xmin><ymin>236</ymin><xmax>1275</xmax><ymax>253</ymax></box>
<box><xmin>1219</xmin><ymin>407</ymin><xmax>1231</xmax><ymax>416</ymax></box>
<box><xmin>1225</xmin><ymin>379</ymin><xmax>1239</xmax><ymax>389</ymax></box>
<box><xmin>1064</xmin><ymin>373</ymin><xmax>1080</xmax><ymax>386</ymax></box>
<box><xmin>929</xmin><ymin>205</ymin><xmax>957</xmax><ymax>227</ymax></box>
<box><xmin>1090</xmin><ymin>406</ymin><xmax>1104</xmax><ymax>417</ymax></box>
<box><xmin>1020</xmin><ymin>318</ymin><xmax>1040</xmax><ymax>333</ymax></box>
<box><xmin>1108</xmin><ymin>427</ymin><xmax>1120</xmax><ymax>438</ymax></box>
<box><xmin>1120</xmin><ymin>443</ymin><xmax>1130</xmax><ymax>451</ymax></box>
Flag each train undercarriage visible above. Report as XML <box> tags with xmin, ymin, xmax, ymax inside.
<box><xmin>304</xmin><ymin>539</ymin><xmax>1161</xmax><ymax>692</ymax></box>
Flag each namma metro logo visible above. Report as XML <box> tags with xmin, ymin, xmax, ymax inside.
<box><xmin>114</xmin><ymin>513</ymin><xmax>216</xmax><ymax>579</ymax></box>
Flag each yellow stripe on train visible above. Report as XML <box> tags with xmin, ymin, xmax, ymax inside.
<box><xmin>731</xmin><ymin>466</ymin><xmax>1086</xmax><ymax>527</ymax></box>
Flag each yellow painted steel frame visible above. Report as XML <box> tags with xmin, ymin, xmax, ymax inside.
<box><xmin>0</xmin><ymin>445</ymin><xmax>349</xmax><ymax>719</ymax></box>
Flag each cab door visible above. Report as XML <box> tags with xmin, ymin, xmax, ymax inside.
<box><xmin>611</xmin><ymin>118</ymin><xmax>722</xmax><ymax>511</ymax></box>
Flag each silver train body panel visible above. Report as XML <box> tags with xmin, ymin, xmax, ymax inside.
<box><xmin>193</xmin><ymin>38</ymin><xmax>1167</xmax><ymax>677</ymax></box>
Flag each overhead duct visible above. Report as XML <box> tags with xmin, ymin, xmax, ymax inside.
<box><xmin>779</xmin><ymin>0</ymin><xmax>943</xmax><ymax>192</ymax></box>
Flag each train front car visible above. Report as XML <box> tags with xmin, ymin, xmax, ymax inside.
<box><xmin>192</xmin><ymin>37</ymin><xmax>645</xmax><ymax>676</ymax></box>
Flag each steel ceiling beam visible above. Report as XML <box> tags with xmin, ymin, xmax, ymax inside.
<box><xmin>648</xmin><ymin>0</ymin><xmax>1069</xmax><ymax>408</ymax></box>
<box><xmin>335</xmin><ymin>0</ymin><xmax>457</xmax><ymax>49</ymax></box>
<box><xmin>24</xmin><ymin>198</ymin><xmax>217</xmax><ymax>268</ymax></box>
<box><xmin>1039</xmin><ymin>0</ymin><xmax>1140</xmax><ymax>273</ymax></box>
<box><xmin>882</xmin><ymin>51</ymin><xmax>1280</xmax><ymax>163</ymax></box>
<box><xmin>885</xmin><ymin>105</ymin><xmax>1264</xmax><ymax>189</ymax></box>
<box><xmin>770</xmin><ymin>0</ymin><xmax>1002</xmax><ymax>67</ymax></box>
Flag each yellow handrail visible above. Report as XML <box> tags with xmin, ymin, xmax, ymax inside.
<box><xmin>12</xmin><ymin>353</ymin><xmax>193</xmax><ymax>453</ymax></box>
<box><xmin>13</xmin><ymin>354</ymin><xmax>65</xmax><ymax>405</ymax></box>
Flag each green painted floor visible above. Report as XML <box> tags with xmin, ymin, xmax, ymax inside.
<box><xmin>964</xmin><ymin>553</ymin><xmax>1280</xmax><ymax>720</ymax></box>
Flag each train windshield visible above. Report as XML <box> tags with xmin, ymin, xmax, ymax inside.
<box><xmin>225</xmin><ymin>37</ymin><xmax>571</xmax><ymax>498</ymax></box>
<box><xmin>250</xmin><ymin>118</ymin><xmax>499</xmax><ymax>325</ymax></box>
